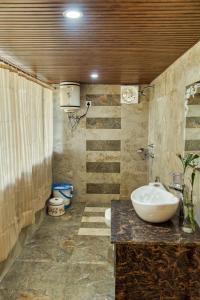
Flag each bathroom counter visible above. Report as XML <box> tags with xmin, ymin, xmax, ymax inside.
<box><xmin>111</xmin><ymin>200</ymin><xmax>200</xmax><ymax>245</ymax></box>
<box><xmin>111</xmin><ymin>200</ymin><xmax>200</xmax><ymax>300</ymax></box>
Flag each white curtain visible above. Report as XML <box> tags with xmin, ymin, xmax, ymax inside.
<box><xmin>0</xmin><ymin>64</ymin><xmax>53</xmax><ymax>261</ymax></box>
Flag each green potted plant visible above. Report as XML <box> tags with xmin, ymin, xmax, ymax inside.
<box><xmin>177</xmin><ymin>153</ymin><xmax>200</xmax><ymax>233</ymax></box>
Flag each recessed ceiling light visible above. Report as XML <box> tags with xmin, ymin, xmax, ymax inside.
<box><xmin>90</xmin><ymin>73</ymin><xmax>99</xmax><ymax>79</ymax></box>
<box><xmin>63</xmin><ymin>9</ymin><xmax>83</xmax><ymax>19</ymax></box>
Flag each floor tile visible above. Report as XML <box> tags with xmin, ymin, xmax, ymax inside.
<box><xmin>70</xmin><ymin>236</ymin><xmax>112</xmax><ymax>264</ymax></box>
<box><xmin>80</xmin><ymin>222</ymin><xmax>108</xmax><ymax>228</ymax></box>
<box><xmin>0</xmin><ymin>261</ymin><xmax>67</xmax><ymax>291</ymax></box>
<box><xmin>81</xmin><ymin>216</ymin><xmax>105</xmax><ymax>223</ymax></box>
<box><xmin>0</xmin><ymin>288</ymin><xmax>66</xmax><ymax>300</ymax></box>
<box><xmin>0</xmin><ymin>289</ymin><xmax>52</xmax><ymax>300</ymax></box>
<box><xmin>64</xmin><ymin>263</ymin><xmax>114</xmax><ymax>300</ymax></box>
<box><xmin>64</xmin><ymin>262</ymin><xmax>114</xmax><ymax>285</ymax></box>
<box><xmin>84</xmin><ymin>207</ymin><xmax>108</xmax><ymax>213</ymax></box>
<box><xmin>0</xmin><ymin>202</ymin><xmax>114</xmax><ymax>299</ymax></box>
<box><xmin>17</xmin><ymin>238</ymin><xmax>75</xmax><ymax>264</ymax></box>
<box><xmin>78</xmin><ymin>228</ymin><xmax>111</xmax><ymax>236</ymax></box>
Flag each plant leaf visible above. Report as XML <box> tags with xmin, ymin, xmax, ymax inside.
<box><xmin>189</xmin><ymin>154</ymin><xmax>200</xmax><ymax>165</ymax></box>
<box><xmin>184</xmin><ymin>153</ymin><xmax>193</xmax><ymax>168</ymax></box>
<box><xmin>184</xmin><ymin>153</ymin><xmax>200</xmax><ymax>172</ymax></box>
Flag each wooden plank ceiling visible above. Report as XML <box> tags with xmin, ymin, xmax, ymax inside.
<box><xmin>0</xmin><ymin>0</ymin><xmax>200</xmax><ymax>84</ymax></box>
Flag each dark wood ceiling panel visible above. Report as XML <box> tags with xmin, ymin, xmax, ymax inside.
<box><xmin>0</xmin><ymin>1</ymin><xmax>200</xmax><ymax>84</ymax></box>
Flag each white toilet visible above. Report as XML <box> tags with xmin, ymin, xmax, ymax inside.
<box><xmin>105</xmin><ymin>208</ymin><xmax>111</xmax><ymax>227</ymax></box>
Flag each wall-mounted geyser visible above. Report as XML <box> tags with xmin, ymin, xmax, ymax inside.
<box><xmin>59</xmin><ymin>82</ymin><xmax>90</xmax><ymax>130</ymax></box>
<box><xmin>59</xmin><ymin>82</ymin><xmax>80</xmax><ymax>112</ymax></box>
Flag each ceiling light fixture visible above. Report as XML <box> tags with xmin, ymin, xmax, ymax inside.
<box><xmin>90</xmin><ymin>73</ymin><xmax>99</xmax><ymax>79</ymax></box>
<box><xmin>63</xmin><ymin>9</ymin><xmax>83</xmax><ymax>19</ymax></box>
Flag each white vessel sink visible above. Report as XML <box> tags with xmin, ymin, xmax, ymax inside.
<box><xmin>131</xmin><ymin>185</ymin><xmax>179</xmax><ymax>223</ymax></box>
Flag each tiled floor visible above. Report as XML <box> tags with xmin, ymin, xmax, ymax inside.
<box><xmin>0</xmin><ymin>201</ymin><xmax>114</xmax><ymax>300</ymax></box>
<box><xmin>78</xmin><ymin>206</ymin><xmax>111</xmax><ymax>237</ymax></box>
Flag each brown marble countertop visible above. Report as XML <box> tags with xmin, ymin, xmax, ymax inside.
<box><xmin>111</xmin><ymin>200</ymin><xmax>200</xmax><ymax>245</ymax></box>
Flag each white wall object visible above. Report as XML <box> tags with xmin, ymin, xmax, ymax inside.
<box><xmin>121</xmin><ymin>85</ymin><xmax>139</xmax><ymax>104</ymax></box>
<box><xmin>60</xmin><ymin>82</ymin><xmax>80</xmax><ymax>112</ymax></box>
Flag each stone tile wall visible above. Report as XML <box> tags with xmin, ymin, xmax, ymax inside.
<box><xmin>185</xmin><ymin>94</ymin><xmax>200</xmax><ymax>152</ymax></box>
<box><xmin>148</xmin><ymin>41</ymin><xmax>200</xmax><ymax>225</ymax></box>
<box><xmin>53</xmin><ymin>84</ymin><xmax>149</xmax><ymax>203</ymax></box>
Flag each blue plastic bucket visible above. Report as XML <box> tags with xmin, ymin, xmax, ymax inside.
<box><xmin>52</xmin><ymin>182</ymin><xmax>73</xmax><ymax>209</ymax></box>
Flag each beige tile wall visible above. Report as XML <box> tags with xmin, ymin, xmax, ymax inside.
<box><xmin>148</xmin><ymin>41</ymin><xmax>200</xmax><ymax>224</ymax></box>
<box><xmin>53</xmin><ymin>84</ymin><xmax>149</xmax><ymax>203</ymax></box>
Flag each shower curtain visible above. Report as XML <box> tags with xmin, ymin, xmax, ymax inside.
<box><xmin>0</xmin><ymin>64</ymin><xmax>53</xmax><ymax>262</ymax></box>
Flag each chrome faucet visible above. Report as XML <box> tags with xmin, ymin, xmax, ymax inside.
<box><xmin>136</xmin><ymin>143</ymin><xmax>155</xmax><ymax>160</ymax></box>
